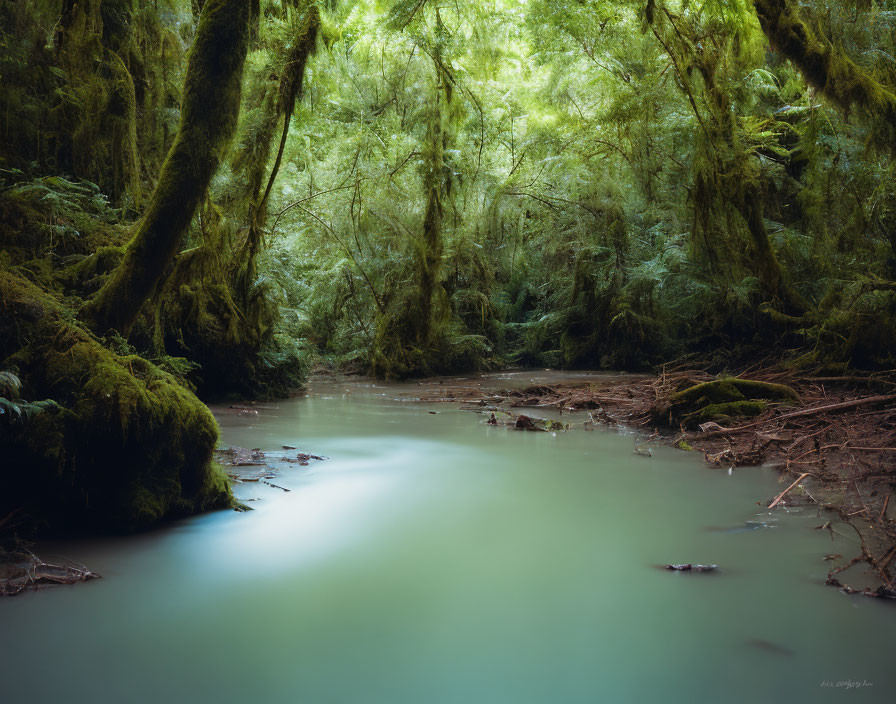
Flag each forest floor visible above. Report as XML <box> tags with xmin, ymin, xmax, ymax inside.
<box><xmin>418</xmin><ymin>364</ymin><xmax>896</xmax><ymax>599</ymax></box>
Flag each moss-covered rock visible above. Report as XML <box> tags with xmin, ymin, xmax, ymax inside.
<box><xmin>0</xmin><ymin>270</ymin><xmax>231</xmax><ymax>533</ymax></box>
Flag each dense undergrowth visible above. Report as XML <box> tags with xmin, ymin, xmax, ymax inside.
<box><xmin>2</xmin><ymin>0</ymin><xmax>896</xmax><ymax>536</ymax></box>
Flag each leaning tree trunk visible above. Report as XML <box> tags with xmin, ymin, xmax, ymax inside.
<box><xmin>82</xmin><ymin>0</ymin><xmax>250</xmax><ymax>336</ymax></box>
<box><xmin>753</xmin><ymin>0</ymin><xmax>896</xmax><ymax>154</ymax></box>
<box><xmin>239</xmin><ymin>3</ymin><xmax>320</xmax><ymax>304</ymax></box>
<box><xmin>739</xmin><ymin>186</ymin><xmax>808</xmax><ymax>315</ymax></box>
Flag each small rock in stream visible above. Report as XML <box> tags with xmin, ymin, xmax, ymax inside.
<box><xmin>514</xmin><ymin>414</ymin><xmax>543</xmax><ymax>431</ymax></box>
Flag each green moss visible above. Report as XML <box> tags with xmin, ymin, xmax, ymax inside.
<box><xmin>59</xmin><ymin>245</ymin><xmax>125</xmax><ymax>295</ymax></box>
<box><xmin>671</xmin><ymin>377</ymin><xmax>799</xmax><ymax>406</ymax></box>
<box><xmin>663</xmin><ymin>377</ymin><xmax>798</xmax><ymax>428</ymax></box>
<box><xmin>0</xmin><ymin>269</ymin><xmax>232</xmax><ymax>533</ymax></box>
<box><xmin>0</xmin><ymin>177</ymin><xmax>125</xmax><ymax>266</ymax></box>
<box><xmin>82</xmin><ymin>0</ymin><xmax>251</xmax><ymax>336</ymax></box>
<box><xmin>683</xmin><ymin>400</ymin><xmax>767</xmax><ymax>426</ymax></box>
<box><xmin>754</xmin><ymin>0</ymin><xmax>896</xmax><ymax>153</ymax></box>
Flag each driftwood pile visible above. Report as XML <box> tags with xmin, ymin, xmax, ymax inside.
<box><xmin>0</xmin><ymin>551</ymin><xmax>99</xmax><ymax>597</ymax></box>
<box><xmin>468</xmin><ymin>364</ymin><xmax>896</xmax><ymax>599</ymax></box>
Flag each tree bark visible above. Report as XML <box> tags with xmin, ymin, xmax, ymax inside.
<box><xmin>82</xmin><ymin>0</ymin><xmax>250</xmax><ymax>336</ymax></box>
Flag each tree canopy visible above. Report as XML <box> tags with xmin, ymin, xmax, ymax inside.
<box><xmin>2</xmin><ymin>0</ymin><xmax>896</xmax><ymax>386</ymax></box>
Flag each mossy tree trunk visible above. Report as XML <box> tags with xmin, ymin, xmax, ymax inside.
<box><xmin>753</xmin><ymin>0</ymin><xmax>896</xmax><ymax>155</ymax></box>
<box><xmin>82</xmin><ymin>0</ymin><xmax>251</xmax><ymax>336</ymax></box>
<box><xmin>237</xmin><ymin>2</ymin><xmax>320</xmax><ymax>305</ymax></box>
<box><xmin>370</xmin><ymin>39</ymin><xmax>455</xmax><ymax>378</ymax></box>
<box><xmin>416</xmin><ymin>58</ymin><xmax>447</xmax><ymax>348</ymax></box>
<box><xmin>651</xmin><ymin>6</ymin><xmax>808</xmax><ymax>315</ymax></box>
<box><xmin>146</xmin><ymin>2</ymin><xmax>319</xmax><ymax>397</ymax></box>
<box><xmin>52</xmin><ymin>0</ymin><xmax>141</xmax><ymax>204</ymax></box>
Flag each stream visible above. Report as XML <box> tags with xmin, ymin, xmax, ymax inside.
<box><xmin>1</xmin><ymin>372</ymin><xmax>893</xmax><ymax>703</ymax></box>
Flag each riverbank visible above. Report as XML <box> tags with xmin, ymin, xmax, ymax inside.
<box><xmin>5</xmin><ymin>364</ymin><xmax>894</xmax><ymax>601</ymax></box>
<box><xmin>5</xmin><ymin>373</ymin><xmax>893</xmax><ymax>701</ymax></box>
<box><xmin>447</xmin><ymin>365</ymin><xmax>896</xmax><ymax>599</ymax></box>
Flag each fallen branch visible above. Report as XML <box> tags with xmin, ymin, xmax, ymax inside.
<box><xmin>776</xmin><ymin>394</ymin><xmax>896</xmax><ymax>421</ymax></box>
<box><xmin>1</xmin><ymin>554</ymin><xmax>100</xmax><ymax>597</ymax></box>
<box><xmin>699</xmin><ymin>394</ymin><xmax>896</xmax><ymax>440</ymax></box>
<box><xmin>768</xmin><ymin>472</ymin><xmax>810</xmax><ymax>509</ymax></box>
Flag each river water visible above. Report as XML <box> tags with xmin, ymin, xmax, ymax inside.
<box><xmin>1</xmin><ymin>372</ymin><xmax>893</xmax><ymax>703</ymax></box>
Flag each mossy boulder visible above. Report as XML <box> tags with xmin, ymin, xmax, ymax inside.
<box><xmin>656</xmin><ymin>377</ymin><xmax>800</xmax><ymax>428</ymax></box>
<box><xmin>0</xmin><ymin>270</ymin><xmax>231</xmax><ymax>533</ymax></box>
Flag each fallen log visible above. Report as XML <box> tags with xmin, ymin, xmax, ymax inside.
<box><xmin>698</xmin><ymin>394</ymin><xmax>896</xmax><ymax>440</ymax></box>
<box><xmin>775</xmin><ymin>394</ymin><xmax>896</xmax><ymax>422</ymax></box>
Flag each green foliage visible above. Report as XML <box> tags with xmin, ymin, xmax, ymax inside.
<box><xmin>83</xmin><ymin>0</ymin><xmax>252</xmax><ymax>336</ymax></box>
<box><xmin>0</xmin><ymin>368</ymin><xmax>60</xmax><ymax>427</ymax></box>
<box><xmin>0</xmin><ymin>370</ymin><xmax>21</xmax><ymax>399</ymax></box>
<box><xmin>0</xmin><ymin>0</ymin><xmax>192</xmax><ymax>204</ymax></box>
<box><xmin>0</xmin><ymin>175</ymin><xmax>124</xmax><ymax>264</ymax></box>
<box><xmin>4</xmin><ymin>0</ymin><xmax>896</xmax><ymax>391</ymax></box>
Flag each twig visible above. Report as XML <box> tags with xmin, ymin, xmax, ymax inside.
<box><xmin>768</xmin><ymin>473</ymin><xmax>811</xmax><ymax>509</ymax></box>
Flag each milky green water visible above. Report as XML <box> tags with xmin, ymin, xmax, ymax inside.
<box><xmin>1</xmin><ymin>373</ymin><xmax>893</xmax><ymax>703</ymax></box>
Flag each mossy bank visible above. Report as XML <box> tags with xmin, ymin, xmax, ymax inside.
<box><xmin>0</xmin><ymin>270</ymin><xmax>232</xmax><ymax>535</ymax></box>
